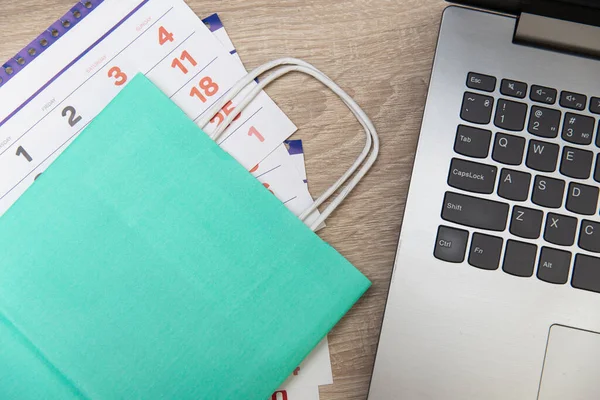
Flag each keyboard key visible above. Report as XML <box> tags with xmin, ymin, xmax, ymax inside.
<box><xmin>596</xmin><ymin>156</ymin><xmax>600</xmax><ymax>183</ymax></box>
<box><xmin>590</xmin><ymin>96</ymin><xmax>600</xmax><ymax>114</ymax></box>
<box><xmin>500</xmin><ymin>79</ymin><xmax>527</xmax><ymax>99</ymax></box>
<box><xmin>468</xmin><ymin>233</ymin><xmax>503</xmax><ymax>270</ymax></box>
<box><xmin>503</xmin><ymin>240</ymin><xmax>537</xmax><ymax>277</ymax></box>
<box><xmin>530</xmin><ymin>85</ymin><xmax>557</xmax><ymax>104</ymax></box>
<box><xmin>579</xmin><ymin>220</ymin><xmax>600</xmax><ymax>253</ymax></box>
<box><xmin>572</xmin><ymin>254</ymin><xmax>600</xmax><ymax>294</ymax></box>
<box><xmin>442</xmin><ymin>192</ymin><xmax>509</xmax><ymax>231</ymax></box>
<box><xmin>562</xmin><ymin>113</ymin><xmax>595</xmax><ymax>145</ymax></box>
<box><xmin>448</xmin><ymin>158</ymin><xmax>497</xmax><ymax>194</ymax></box>
<box><xmin>526</xmin><ymin>140</ymin><xmax>559</xmax><ymax>172</ymax></box>
<box><xmin>532</xmin><ymin>176</ymin><xmax>565</xmax><ymax>208</ymax></box>
<box><xmin>560</xmin><ymin>147</ymin><xmax>593</xmax><ymax>179</ymax></box>
<box><xmin>434</xmin><ymin>226</ymin><xmax>469</xmax><ymax>263</ymax></box>
<box><xmin>498</xmin><ymin>169</ymin><xmax>531</xmax><ymax>201</ymax></box>
<box><xmin>528</xmin><ymin>106</ymin><xmax>560</xmax><ymax>138</ymax></box>
<box><xmin>566</xmin><ymin>182</ymin><xmax>599</xmax><ymax>216</ymax></box>
<box><xmin>538</xmin><ymin>247</ymin><xmax>572</xmax><ymax>285</ymax></box>
<box><xmin>560</xmin><ymin>91</ymin><xmax>586</xmax><ymax>111</ymax></box>
<box><xmin>492</xmin><ymin>133</ymin><xmax>525</xmax><ymax>165</ymax></box>
<box><xmin>454</xmin><ymin>125</ymin><xmax>492</xmax><ymax>158</ymax></box>
<box><xmin>494</xmin><ymin>99</ymin><xmax>527</xmax><ymax>131</ymax></box>
<box><xmin>544</xmin><ymin>212</ymin><xmax>578</xmax><ymax>246</ymax></box>
<box><xmin>467</xmin><ymin>72</ymin><xmax>496</xmax><ymax>92</ymax></box>
<box><xmin>461</xmin><ymin>92</ymin><xmax>493</xmax><ymax>125</ymax></box>
<box><xmin>510</xmin><ymin>206</ymin><xmax>543</xmax><ymax>239</ymax></box>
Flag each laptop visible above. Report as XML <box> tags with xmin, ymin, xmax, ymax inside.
<box><xmin>369</xmin><ymin>1</ymin><xmax>600</xmax><ymax>399</ymax></box>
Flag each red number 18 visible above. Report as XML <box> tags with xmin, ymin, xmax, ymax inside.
<box><xmin>190</xmin><ymin>77</ymin><xmax>219</xmax><ymax>103</ymax></box>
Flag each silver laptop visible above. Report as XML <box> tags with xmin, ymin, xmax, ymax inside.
<box><xmin>369</xmin><ymin>1</ymin><xmax>600</xmax><ymax>398</ymax></box>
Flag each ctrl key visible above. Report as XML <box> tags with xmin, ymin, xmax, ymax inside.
<box><xmin>434</xmin><ymin>225</ymin><xmax>469</xmax><ymax>263</ymax></box>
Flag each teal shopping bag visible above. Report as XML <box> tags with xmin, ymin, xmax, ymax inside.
<box><xmin>0</xmin><ymin>74</ymin><xmax>370</xmax><ymax>399</ymax></box>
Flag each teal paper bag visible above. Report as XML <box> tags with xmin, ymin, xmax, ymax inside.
<box><xmin>0</xmin><ymin>74</ymin><xmax>370</xmax><ymax>399</ymax></box>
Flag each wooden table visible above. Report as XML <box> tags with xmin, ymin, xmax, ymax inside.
<box><xmin>0</xmin><ymin>1</ymin><xmax>447</xmax><ymax>398</ymax></box>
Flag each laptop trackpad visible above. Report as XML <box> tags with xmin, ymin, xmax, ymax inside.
<box><xmin>539</xmin><ymin>325</ymin><xmax>600</xmax><ymax>400</ymax></box>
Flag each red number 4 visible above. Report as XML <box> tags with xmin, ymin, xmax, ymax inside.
<box><xmin>158</xmin><ymin>26</ymin><xmax>174</xmax><ymax>45</ymax></box>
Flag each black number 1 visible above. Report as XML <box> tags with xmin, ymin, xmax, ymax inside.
<box><xmin>62</xmin><ymin>106</ymin><xmax>82</xmax><ymax>127</ymax></box>
<box><xmin>16</xmin><ymin>146</ymin><xmax>32</xmax><ymax>162</ymax></box>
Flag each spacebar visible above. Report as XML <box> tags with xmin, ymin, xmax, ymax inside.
<box><xmin>442</xmin><ymin>191</ymin><xmax>509</xmax><ymax>231</ymax></box>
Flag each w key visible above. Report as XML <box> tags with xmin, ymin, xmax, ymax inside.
<box><xmin>527</xmin><ymin>140</ymin><xmax>559</xmax><ymax>172</ymax></box>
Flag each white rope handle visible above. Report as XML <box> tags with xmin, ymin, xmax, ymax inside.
<box><xmin>199</xmin><ymin>58</ymin><xmax>379</xmax><ymax>231</ymax></box>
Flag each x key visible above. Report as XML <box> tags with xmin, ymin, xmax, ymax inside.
<box><xmin>544</xmin><ymin>213</ymin><xmax>578</xmax><ymax>246</ymax></box>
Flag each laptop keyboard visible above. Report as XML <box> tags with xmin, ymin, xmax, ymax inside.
<box><xmin>435</xmin><ymin>72</ymin><xmax>600</xmax><ymax>294</ymax></box>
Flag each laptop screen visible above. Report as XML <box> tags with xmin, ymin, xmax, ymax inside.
<box><xmin>453</xmin><ymin>0</ymin><xmax>600</xmax><ymax>13</ymax></box>
<box><xmin>452</xmin><ymin>0</ymin><xmax>600</xmax><ymax>26</ymax></box>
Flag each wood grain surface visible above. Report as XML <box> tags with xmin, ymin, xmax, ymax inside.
<box><xmin>0</xmin><ymin>1</ymin><xmax>447</xmax><ymax>398</ymax></box>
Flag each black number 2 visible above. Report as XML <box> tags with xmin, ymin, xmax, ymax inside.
<box><xmin>16</xmin><ymin>146</ymin><xmax>32</xmax><ymax>162</ymax></box>
<box><xmin>62</xmin><ymin>106</ymin><xmax>82</xmax><ymax>127</ymax></box>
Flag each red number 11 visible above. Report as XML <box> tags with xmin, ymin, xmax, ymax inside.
<box><xmin>172</xmin><ymin>50</ymin><xmax>197</xmax><ymax>74</ymax></box>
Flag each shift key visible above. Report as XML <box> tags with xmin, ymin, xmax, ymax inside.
<box><xmin>442</xmin><ymin>192</ymin><xmax>509</xmax><ymax>231</ymax></box>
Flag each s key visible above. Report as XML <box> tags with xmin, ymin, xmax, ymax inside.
<box><xmin>532</xmin><ymin>176</ymin><xmax>565</xmax><ymax>208</ymax></box>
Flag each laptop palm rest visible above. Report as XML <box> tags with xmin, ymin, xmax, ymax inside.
<box><xmin>538</xmin><ymin>325</ymin><xmax>600</xmax><ymax>400</ymax></box>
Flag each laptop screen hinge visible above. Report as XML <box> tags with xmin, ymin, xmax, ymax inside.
<box><xmin>514</xmin><ymin>13</ymin><xmax>600</xmax><ymax>59</ymax></box>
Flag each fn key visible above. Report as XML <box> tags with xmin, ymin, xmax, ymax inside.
<box><xmin>434</xmin><ymin>226</ymin><xmax>468</xmax><ymax>263</ymax></box>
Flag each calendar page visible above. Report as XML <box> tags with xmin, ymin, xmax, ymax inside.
<box><xmin>0</xmin><ymin>0</ymin><xmax>296</xmax><ymax>217</ymax></box>
<box><xmin>207</xmin><ymin>14</ymin><xmax>325</xmax><ymax>229</ymax></box>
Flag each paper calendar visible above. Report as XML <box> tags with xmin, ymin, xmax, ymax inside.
<box><xmin>0</xmin><ymin>0</ymin><xmax>295</xmax><ymax>216</ymax></box>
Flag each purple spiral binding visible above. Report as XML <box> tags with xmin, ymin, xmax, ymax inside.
<box><xmin>0</xmin><ymin>0</ymin><xmax>105</xmax><ymax>88</ymax></box>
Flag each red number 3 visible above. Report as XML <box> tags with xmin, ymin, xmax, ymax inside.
<box><xmin>108</xmin><ymin>66</ymin><xmax>128</xmax><ymax>86</ymax></box>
